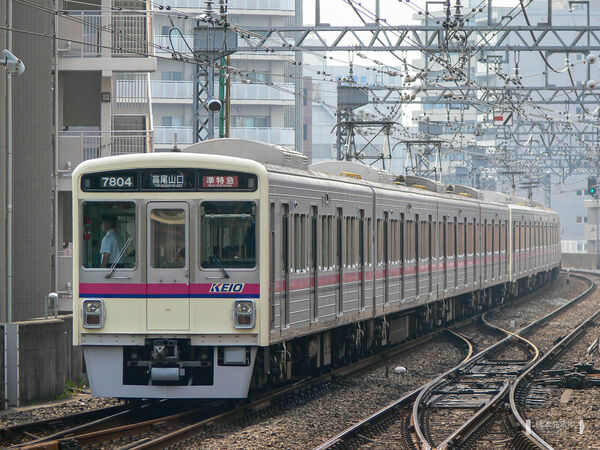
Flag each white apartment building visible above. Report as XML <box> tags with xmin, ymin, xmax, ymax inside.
<box><xmin>55</xmin><ymin>0</ymin><xmax>156</xmax><ymax>311</ymax></box>
<box><xmin>151</xmin><ymin>0</ymin><xmax>298</xmax><ymax>150</ymax></box>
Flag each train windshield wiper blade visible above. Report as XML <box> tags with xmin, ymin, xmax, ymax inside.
<box><xmin>105</xmin><ymin>236</ymin><xmax>132</xmax><ymax>279</ymax></box>
<box><xmin>211</xmin><ymin>255</ymin><xmax>230</xmax><ymax>279</ymax></box>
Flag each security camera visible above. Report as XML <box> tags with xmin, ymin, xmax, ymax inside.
<box><xmin>2</xmin><ymin>49</ymin><xmax>25</xmax><ymax>77</ymax></box>
<box><xmin>207</xmin><ymin>98</ymin><xmax>222</xmax><ymax>112</ymax></box>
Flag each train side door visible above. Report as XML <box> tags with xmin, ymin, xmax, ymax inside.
<box><xmin>146</xmin><ymin>202</ymin><xmax>190</xmax><ymax>330</ymax></box>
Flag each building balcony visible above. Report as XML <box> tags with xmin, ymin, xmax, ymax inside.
<box><xmin>151</xmin><ymin>80</ymin><xmax>194</xmax><ymax>100</ymax></box>
<box><xmin>57</xmin><ymin>10</ymin><xmax>156</xmax><ymax>72</ymax></box>
<box><xmin>57</xmin><ymin>130</ymin><xmax>153</xmax><ymax>190</ymax></box>
<box><xmin>154</xmin><ymin>34</ymin><xmax>194</xmax><ymax>54</ymax></box>
<box><xmin>114</xmin><ymin>73</ymin><xmax>152</xmax><ymax>114</ymax></box>
<box><xmin>154</xmin><ymin>126</ymin><xmax>294</xmax><ymax>147</ymax></box>
<box><xmin>150</xmin><ymin>80</ymin><xmax>294</xmax><ymax>104</ymax></box>
<box><xmin>154</xmin><ymin>0</ymin><xmax>294</xmax><ymax>12</ymax></box>
<box><xmin>231</xmin><ymin>82</ymin><xmax>294</xmax><ymax>103</ymax></box>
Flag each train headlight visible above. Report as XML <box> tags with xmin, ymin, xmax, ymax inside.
<box><xmin>82</xmin><ymin>298</ymin><xmax>105</xmax><ymax>328</ymax></box>
<box><xmin>233</xmin><ymin>299</ymin><xmax>255</xmax><ymax>329</ymax></box>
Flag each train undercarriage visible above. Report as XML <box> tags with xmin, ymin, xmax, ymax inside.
<box><xmin>252</xmin><ymin>268</ymin><xmax>559</xmax><ymax>393</ymax></box>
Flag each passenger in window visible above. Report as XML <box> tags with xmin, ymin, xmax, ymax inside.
<box><xmin>100</xmin><ymin>216</ymin><xmax>124</xmax><ymax>268</ymax></box>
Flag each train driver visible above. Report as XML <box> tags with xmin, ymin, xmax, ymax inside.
<box><xmin>100</xmin><ymin>216</ymin><xmax>124</xmax><ymax>268</ymax></box>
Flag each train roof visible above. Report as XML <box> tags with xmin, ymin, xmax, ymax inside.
<box><xmin>183</xmin><ymin>139</ymin><xmax>555</xmax><ymax>212</ymax></box>
<box><xmin>75</xmin><ymin>139</ymin><xmax>553</xmax><ymax>214</ymax></box>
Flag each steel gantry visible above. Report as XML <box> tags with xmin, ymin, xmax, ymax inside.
<box><xmin>189</xmin><ymin>0</ymin><xmax>600</xmax><ymax>191</ymax></box>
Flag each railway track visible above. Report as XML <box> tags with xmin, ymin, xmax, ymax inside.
<box><xmin>8</xmin><ymin>273</ymin><xmax>583</xmax><ymax>450</ymax></box>
<box><xmin>510</xmin><ymin>274</ymin><xmax>600</xmax><ymax>448</ymax></box>
<box><xmin>12</xmin><ymin>329</ymin><xmax>469</xmax><ymax>450</ymax></box>
<box><xmin>313</xmin><ymin>272</ymin><xmax>596</xmax><ymax>450</ymax></box>
<box><xmin>0</xmin><ymin>403</ymin><xmax>133</xmax><ymax>447</ymax></box>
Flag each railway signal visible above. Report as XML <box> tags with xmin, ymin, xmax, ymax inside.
<box><xmin>588</xmin><ymin>177</ymin><xmax>598</xmax><ymax>198</ymax></box>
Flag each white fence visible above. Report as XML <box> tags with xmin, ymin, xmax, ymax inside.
<box><xmin>154</xmin><ymin>126</ymin><xmax>294</xmax><ymax>146</ymax></box>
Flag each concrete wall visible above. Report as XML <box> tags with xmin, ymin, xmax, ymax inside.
<box><xmin>562</xmin><ymin>253</ymin><xmax>598</xmax><ymax>270</ymax></box>
<box><xmin>13</xmin><ymin>315</ymin><xmax>84</xmax><ymax>405</ymax></box>
<box><xmin>12</xmin><ymin>0</ymin><xmax>55</xmax><ymax>320</ymax></box>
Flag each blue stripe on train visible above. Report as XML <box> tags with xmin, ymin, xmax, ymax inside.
<box><xmin>79</xmin><ymin>293</ymin><xmax>260</xmax><ymax>298</ymax></box>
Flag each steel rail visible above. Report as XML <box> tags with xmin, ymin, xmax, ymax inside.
<box><xmin>312</xmin><ymin>273</ymin><xmax>560</xmax><ymax>450</ymax></box>
<box><xmin>17</xmin><ymin>324</ymin><xmax>464</xmax><ymax>450</ymax></box>
<box><xmin>509</xmin><ymin>272</ymin><xmax>598</xmax><ymax>449</ymax></box>
<box><xmin>312</xmin><ymin>329</ymin><xmax>474</xmax><ymax>450</ymax></box>
<box><xmin>9</xmin><ymin>401</ymin><xmax>162</xmax><ymax>449</ymax></box>
<box><xmin>412</xmin><ymin>273</ymin><xmax>593</xmax><ymax>449</ymax></box>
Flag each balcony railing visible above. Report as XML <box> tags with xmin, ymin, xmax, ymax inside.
<box><xmin>59</xmin><ymin>130</ymin><xmax>153</xmax><ymax>162</ymax></box>
<box><xmin>151</xmin><ymin>80</ymin><xmax>294</xmax><ymax>101</ymax></box>
<box><xmin>231</xmin><ymin>82</ymin><xmax>294</xmax><ymax>101</ymax></box>
<box><xmin>57</xmin><ymin>10</ymin><xmax>151</xmax><ymax>58</ymax></box>
<box><xmin>151</xmin><ymin>80</ymin><xmax>194</xmax><ymax>99</ymax></box>
<box><xmin>154</xmin><ymin>35</ymin><xmax>193</xmax><ymax>54</ymax></box>
<box><xmin>154</xmin><ymin>126</ymin><xmax>294</xmax><ymax>146</ymax></box>
<box><xmin>153</xmin><ymin>0</ymin><xmax>294</xmax><ymax>11</ymax></box>
<box><xmin>114</xmin><ymin>74</ymin><xmax>151</xmax><ymax>114</ymax></box>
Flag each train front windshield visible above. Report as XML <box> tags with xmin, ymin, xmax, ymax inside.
<box><xmin>81</xmin><ymin>201</ymin><xmax>136</xmax><ymax>269</ymax></box>
<box><xmin>200</xmin><ymin>201</ymin><xmax>256</xmax><ymax>269</ymax></box>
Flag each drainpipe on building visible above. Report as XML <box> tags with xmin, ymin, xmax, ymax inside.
<box><xmin>6</xmin><ymin>0</ymin><xmax>13</xmax><ymax>323</ymax></box>
<box><xmin>53</xmin><ymin>0</ymin><xmax>60</xmax><ymax>302</ymax></box>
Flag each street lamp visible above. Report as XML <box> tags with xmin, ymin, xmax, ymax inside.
<box><xmin>3</xmin><ymin>47</ymin><xmax>24</xmax><ymax>323</ymax></box>
<box><xmin>1</xmin><ymin>49</ymin><xmax>25</xmax><ymax>77</ymax></box>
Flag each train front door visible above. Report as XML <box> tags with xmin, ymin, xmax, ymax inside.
<box><xmin>146</xmin><ymin>202</ymin><xmax>190</xmax><ymax>330</ymax></box>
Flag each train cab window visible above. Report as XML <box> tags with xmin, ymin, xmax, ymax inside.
<box><xmin>200</xmin><ymin>201</ymin><xmax>256</xmax><ymax>269</ymax></box>
<box><xmin>81</xmin><ymin>201</ymin><xmax>136</xmax><ymax>269</ymax></box>
<box><xmin>150</xmin><ymin>208</ymin><xmax>186</xmax><ymax>269</ymax></box>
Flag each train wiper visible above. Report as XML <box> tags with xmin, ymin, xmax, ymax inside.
<box><xmin>210</xmin><ymin>255</ymin><xmax>230</xmax><ymax>279</ymax></box>
<box><xmin>105</xmin><ymin>236</ymin><xmax>133</xmax><ymax>279</ymax></box>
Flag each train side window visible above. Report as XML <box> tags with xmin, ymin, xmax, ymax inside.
<box><xmin>200</xmin><ymin>201</ymin><xmax>256</xmax><ymax>269</ymax></box>
<box><xmin>457</xmin><ymin>220</ymin><xmax>464</xmax><ymax>257</ymax></box>
<box><xmin>367</xmin><ymin>217</ymin><xmax>372</xmax><ymax>265</ymax></box>
<box><xmin>320</xmin><ymin>216</ymin><xmax>326</xmax><ymax>269</ymax></box>
<box><xmin>467</xmin><ymin>221</ymin><xmax>474</xmax><ymax>255</ymax></box>
<box><xmin>446</xmin><ymin>220</ymin><xmax>454</xmax><ymax>259</ymax></box>
<box><xmin>501</xmin><ymin>221</ymin><xmax>506</xmax><ymax>252</ymax></box>
<box><xmin>423</xmin><ymin>220</ymin><xmax>430</xmax><ymax>262</ymax></box>
<box><xmin>82</xmin><ymin>201</ymin><xmax>136</xmax><ymax>269</ymax></box>
<box><xmin>377</xmin><ymin>219</ymin><xmax>383</xmax><ymax>265</ymax></box>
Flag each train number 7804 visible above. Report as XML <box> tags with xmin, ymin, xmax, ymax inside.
<box><xmin>101</xmin><ymin>176</ymin><xmax>133</xmax><ymax>188</ymax></box>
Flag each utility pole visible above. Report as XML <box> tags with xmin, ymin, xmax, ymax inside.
<box><xmin>193</xmin><ymin>1</ymin><xmax>237</xmax><ymax>143</ymax></box>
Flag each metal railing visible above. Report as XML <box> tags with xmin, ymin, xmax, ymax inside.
<box><xmin>59</xmin><ymin>130</ymin><xmax>153</xmax><ymax>160</ymax></box>
<box><xmin>112</xmin><ymin>12</ymin><xmax>152</xmax><ymax>57</ymax></box>
<box><xmin>150</xmin><ymin>81</ymin><xmax>294</xmax><ymax>101</ymax></box>
<box><xmin>57</xmin><ymin>10</ymin><xmax>151</xmax><ymax>58</ymax></box>
<box><xmin>231</xmin><ymin>82</ymin><xmax>294</xmax><ymax>101</ymax></box>
<box><xmin>154</xmin><ymin>126</ymin><xmax>294</xmax><ymax>146</ymax></box>
<box><xmin>151</xmin><ymin>80</ymin><xmax>194</xmax><ymax>99</ymax></box>
<box><xmin>114</xmin><ymin>74</ymin><xmax>151</xmax><ymax>113</ymax></box>
<box><xmin>57</xmin><ymin>11</ymin><xmax>102</xmax><ymax>57</ymax></box>
<box><xmin>153</xmin><ymin>0</ymin><xmax>294</xmax><ymax>10</ymax></box>
<box><xmin>154</xmin><ymin>35</ymin><xmax>193</xmax><ymax>53</ymax></box>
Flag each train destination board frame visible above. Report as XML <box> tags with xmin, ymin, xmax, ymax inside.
<box><xmin>81</xmin><ymin>169</ymin><xmax>258</xmax><ymax>192</ymax></box>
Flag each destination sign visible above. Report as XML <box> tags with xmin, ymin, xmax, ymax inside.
<box><xmin>81</xmin><ymin>168</ymin><xmax>257</xmax><ymax>192</ymax></box>
<box><xmin>202</xmin><ymin>175</ymin><xmax>239</xmax><ymax>188</ymax></box>
<box><xmin>142</xmin><ymin>170</ymin><xmax>195</xmax><ymax>191</ymax></box>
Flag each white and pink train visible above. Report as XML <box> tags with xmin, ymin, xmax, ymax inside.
<box><xmin>72</xmin><ymin>139</ymin><xmax>561</xmax><ymax>399</ymax></box>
